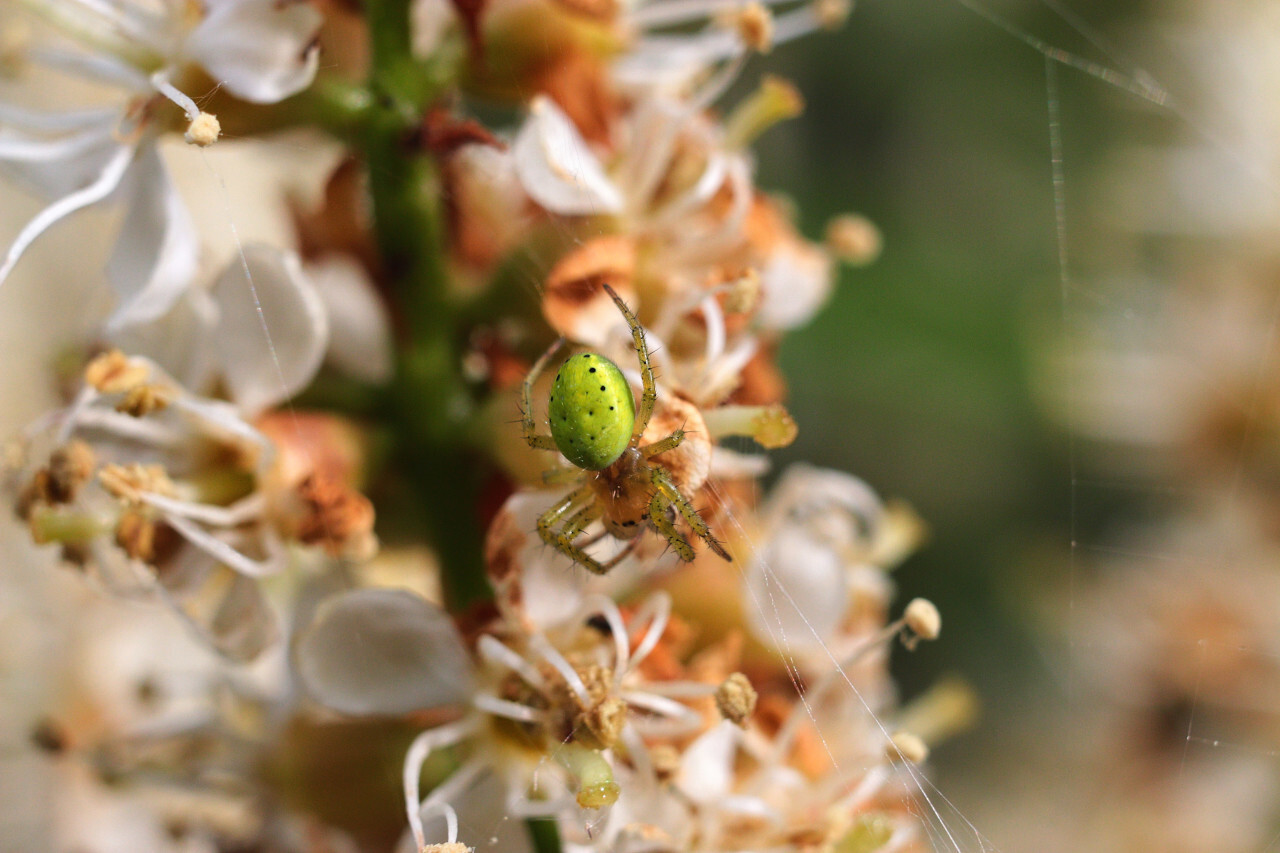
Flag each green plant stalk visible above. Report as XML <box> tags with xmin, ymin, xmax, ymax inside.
<box><xmin>359</xmin><ymin>0</ymin><xmax>491</xmax><ymax>609</ymax></box>
<box><xmin>527</xmin><ymin>817</ymin><xmax>562</xmax><ymax>853</ymax></box>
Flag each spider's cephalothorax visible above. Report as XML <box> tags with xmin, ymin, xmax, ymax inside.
<box><xmin>521</xmin><ymin>285</ymin><xmax>731</xmax><ymax>574</ymax></box>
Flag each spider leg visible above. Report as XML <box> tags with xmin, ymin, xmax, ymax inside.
<box><xmin>596</xmin><ymin>536</ymin><xmax>644</xmax><ymax>572</ymax></box>
<box><xmin>537</xmin><ymin>485</ymin><xmax>611</xmax><ymax>575</ymax></box>
<box><xmin>573</xmin><ymin>526</ymin><xmax>609</xmax><ymax>549</ymax></box>
<box><xmin>562</xmin><ymin>502</ymin><xmax>603</xmax><ymax>541</ymax></box>
<box><xmin>603</xmin><ymin>285</ymin><xmax>656</xmax><ymax>444</ymax></box>
<box><xmin>523</xmin><ymin>337</ymin><xmax>566</xmax><ymax>452</ymax></box>
<box><xmin>650</xmin><ymin>467</ymin><xmax>731</xmax><ymax>561</ymax></box>
<box><xmin>543</xmin><ymin>466</ymin><xmax>586</xmax><ymax>486</ymax></box>
<box><xmin>641</xmin><ymin>429</ymin><xmax>685</xmax><ymax>459</ymax></box>
<box><xmin>648</xmin><ymin>491</ymin><xmax>696</xmax><ymax>562</ymax></box>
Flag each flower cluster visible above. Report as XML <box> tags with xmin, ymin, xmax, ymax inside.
<box><xmin>297</xmin><ymin>464</ymin><xmax>943</xmax><ymax>853</ymax></box>
<box><xmin>0</xmin><ymin>0</ymin><xmax>949</xmax><ymax>851</ymax></box>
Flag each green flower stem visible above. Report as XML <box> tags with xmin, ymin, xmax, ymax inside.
<box><xmin>357</xmin><ymin>0</ymin><xmax>491</xmax><ymax>609</ymax></box>
<box><xmin>526</xmin><ymin>818</ymin><xmax>563</xmax><ymax>853</ymax></box>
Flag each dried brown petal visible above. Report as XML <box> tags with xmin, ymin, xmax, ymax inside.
<box><xmin>641</xmin><ymin>394</ymin><xmax>710</xmax><ymax>495</ymax></box>
<box><xmin>544</xmin><ymin>236</ymin><xmax>638</xmax><ymax>346</ymax></box>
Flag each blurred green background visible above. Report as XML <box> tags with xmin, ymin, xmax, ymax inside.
<box><xmin>750</xmin><ymin>0</ymin><xmax>1175</xmax><ymax>825</ymax></box>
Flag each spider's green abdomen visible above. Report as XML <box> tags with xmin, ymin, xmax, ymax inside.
<box><xmin>548</xmin><ymin>353</ymin><xmax>636</xmax><ymax>470</ymax></box>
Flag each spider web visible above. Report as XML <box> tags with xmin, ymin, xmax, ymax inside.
<box><xmin>772</xmin><ymin>2</ymin><xmax>1280</xmax><ymax>851</ymax></box>
<box><xmin>4</xmin><ymin>2</ymin><xmax>1279</xmax><ymax>852</ymax></box>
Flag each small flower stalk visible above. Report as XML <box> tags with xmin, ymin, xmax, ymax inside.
<box><xmin>0</xmin><ymin>0</ymin><xmax>957</xmax><ymax>850</ymax></box>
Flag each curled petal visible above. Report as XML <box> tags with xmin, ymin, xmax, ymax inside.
<box><xmin>0</xmin><ymin>144</ymin><xmax>132</xmax><ymax>287</ymax></box>
<box><xmin>0</xmin><ymin>124</ymin><xmax>123</xmax><ymax>199</ymax></box>
<box><xmin>294</xmin><ymin>588</ymin><xmax>474</xmax><ymax>715</ymax></box>
<box><xmin>764</xmin><ymin>464</ymin><xmax>884</xmax><ymax>534</ymax></box>
<box><xmin>640</xmin><ymin>394</ymin><xmax>710</xmax><ymax>495</ymax></box>
<box><xmin>211</xmin><ymin>245</ymin><xmax>328</xmax><ymax>415</ymax></box>
<box><xmin>186</xmin><ymin>0</ymin><xmax>323</xmax><ymax>103</ymax></box>
<box><xmin>744</xmin><ymin>525</ymin><xmax>849</xmax><ymax>649</ymax></box>
<box><xmin>676</xmin><ymin>720</ymin><xmax>740</xmax><ymax>803</ymax></box>
<box><xmin>755</xmin><ymin>234</ymin><xmax>834</xmax><ymax>330</ymax></box>
<box><xmin>486</xmin><ymin>492</ymin><xmax>588</xmax><ymax>629</ymax></box>
<box><xmin>543</xmin><ymin>237</ymin><xmax>637</xmax><ymax>348</ymax></box>
<box><xmin>307</xmin><ymin>255</ymin><xmax>393</xmax><ymax>383</ymax></box>
<box><xmin>513</xmin><ymin>96</ymin><xmax>624</xmax><ymax>216</ymax></box>
<box><xmin>109</xmin><ymin>288</ymin><xmax>219</xmax><ymax>394</ymax></box>
<box><xmin>157</xmin><ymin>546</ymin><xmax>279</xmax><ymax>662</ymax></box>
<box><xmin>105</xmin><ymin>143</ymin><xmax>200</xmax><ymax>331</ymax></box>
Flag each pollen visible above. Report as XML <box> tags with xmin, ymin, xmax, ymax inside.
<box><xmin>17</xmin><ymin>440</ymin><xmax>97</xmax><ymax>519</ymax></box>
<box><xmin>715</xmin><ymin>672</ymin><xmax>758</xmax><ymax>725</ymax></box>
<box><xmin>723</xmin><ymin>268</ymin><xmax>762</xmax><ymax>315</ymax></box>
<box><xmin>735</xmin><ymin>2</ymin><xmax>775</xmax><ymax>53</ymax></box>
<box><xmin>99</xmin><ymin>462</ymin><xmax>176</xmax><ymax>504</ymax></box>
<box><xmin>289</xmin><ymin>472</ymin><xmax>378</xmax><ymax>560</ymax></box>
<box><xmin>185</xmin><ymin>111</ymin><xmax>221</xmax><ymax>147</ymax></box>
<box><xmin>85</xmin><ymin>350</ymin><xmax>149</xmax><ymax>395</ymax></box>
<box><xmin>45</xmin><ymin>441</ymin><xmax>96</xmax><ymax>504</ymax></box>
<box><xmin>813</xmin><ymin>0</ymin><xmax>852</xmax><ymax>29</ymax></box>
<box><xmin>578</xmin><ymin>696</ymin><xmax>627</xmax><ymax>750</ymax></box>
<box><xmin>649</xmin><ymin>744</ymin><xmax>681</xmax><ymax>781</ymax></box>
<box><xmin>825</xmin><ymin>213</ymin><xmax>883</xmax><ymax>266</ymax></box>
<box><xmin>903</xmin><ymin>597</ymin><xmax>941</xmax><ymax>647</ymax></box>
<box><xmin>117</xmin><ymin>383</ymin><xmax>175</xmax><ymax>417</ymax></box>
<box><xmin>751</xmin><ymin>404</ymin><xmax>798</xmax><ymax>449</ymax></box>
<box><xmin>115</xmin><ymin>507</ymin><xmax>162</xmax><ymax>563</ymax></box>
<box><xmin>421</xmin><ymin>844</ymin><xmax>472</xmax><ymax>853</ymax></box>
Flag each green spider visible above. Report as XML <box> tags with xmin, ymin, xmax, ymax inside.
<box><xmin>521</xmin><ymin>285</ymin><xmax>731</xmax><ymax>574</ymax></box>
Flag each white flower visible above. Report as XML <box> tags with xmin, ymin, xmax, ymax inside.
<box><xmin>513</xmin><ymin>95</ymin><xmax>748</xmax><ymax>256</ymax></box>
<box><xmin>295</xmin><ymin>582</ymin><xmax>717</xmax><ymax>850</ymax></box>
<box><xmin>305</xmin><ymin>253</ymin><xmax>395</xmax><ymax>384</ymax></box>
<box><xmin>511</xmin><ymin>95</ymin><xmax>834</xmax><ymax>401</ymax></box>
<box><xmin>9</xmin><ymin>246</ymin><xmax>332</xmax><ymax>659</ymax></box>
<box><xmin>0</xmin><ymin>557</ymin><xmax>261</xmax><ymax>851</ymax></box>
<box><xmin>613</xmin><ymin>0</ymin><xmax>845</xmax><ymax>100</ymax></box>
<box><xmin>0</xmin><ymin>0</ymin><xmax>322</xmax><ymax>327</ymax></box>
<box><xmin>567</xmin><ymin>689</ymin><xmax>923</xmax><ymax>853</ymax></box>
<box><xmin>743</xmin><ymin>465</ymin><xmax>922</xmax><ymax>665</ymax></box>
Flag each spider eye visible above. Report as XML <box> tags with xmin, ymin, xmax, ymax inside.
<box><xmin>547</xmin><ymin>353</ymin><xmax>636</xmax><ymax>470</ymax></box>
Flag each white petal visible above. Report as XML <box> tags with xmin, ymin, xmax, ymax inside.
<box><xmin>210</xmin><ymin>245</ymin><xmax>329</xmax><ymax>414</ymax></box>
<box><xmin>26</xmin><ymin>45</ymin><xmax>152</xmax><ymax>91</ymax></box>
<box><xmin>307</xmin><ymin>255</ymin><xmax>393</xmax><ymax>383</ymax></box>
<box><xmin>611</xmin><ymin>38</ymin><xmax>730</xmax><ymax>98</ymax></box>
<box><xmin>294</xmin><ymin>588</ymin><xmax>474</xmax><ymax>715</ymax></box>
<box><xmin>649</xmin><ymin>150</ymin><xmax>728</xmax><ymax>225</ymax></box>
<box><xmin>0</xmin><ymin>143</ymin><xmax>133</xmax><ymax>287</ymax></box>
<box><xmin>756</xmin><ymin>236</ymin><xmax>835</xmax><ymax>330</ymax></box>
<box><xmin>676</xmin><ymin>721</ymin><xmax>739</xmax><ymax>803</ymax></box>
<box><xmin>109</xmin><ymin>288</ymin><xmax>219</xmax><ymax>393</ymax></box>
<box><xmin>452</xmin><ymin>772</ymin><xmax>533</xmax><ymax>853</ymax></box>
<box><xmin>743</xmin><ymin>525</ymin><xmax>849</xmax><ymax>649</ymax></box>
<box><xmin>513</xmin><ymin>97</ymin><xmax>625</xmax><ymax>216</ymax></box>
<box><xmin>160</xmin><ymin>511</ymin><xmax>285</xmax><ymax>579</ymax></box>
<box><xmin>411</xmin><ymin>0</ymin><xmax>455</xmax><ymax>58</ymax></box>
<box><xmin>104</xmin><ymin>143</ymin><xmax>200</xmax><ymax>331</ymax></box>
<box><xmin>765</xmin><ymin>464</ymin><xmax>884</xmax><ymax>532</ymax></box>
<box><xmin>156</xmin><ymin>546</ymin><xmax>280</xmax><ymax>662</ymax></box>
<box><xmin>186</xmin><ymin>0</ymin><xmax>322</xmax><ymax>103</ymax></box>
<box><xmin>172</xmin><ymin>393</ymin><xmax>275</xmax><ymax>465</ymax></box>
<box><xmin>0</xmin><ymin>124</ymin><xmax>124</xmax><ymax>204</ymax></box>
